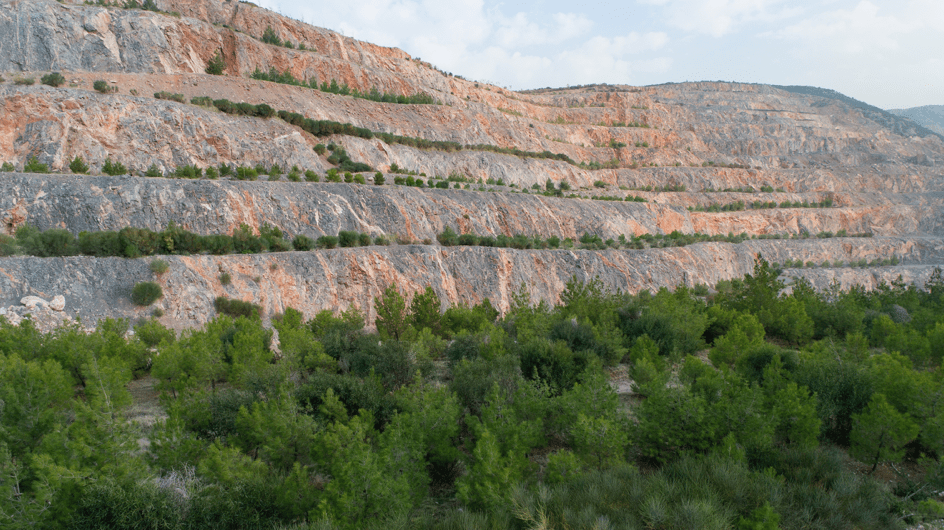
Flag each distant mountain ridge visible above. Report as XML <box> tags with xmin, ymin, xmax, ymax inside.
<box><xmin>771</xmin><ymin>85</ymin><xmax>944</xmax><ymax>142</ymax></box>
<box><xmin>888</xmin><ymin>105</ymin><xmax>944</xmax><ymax>136</ymax></box>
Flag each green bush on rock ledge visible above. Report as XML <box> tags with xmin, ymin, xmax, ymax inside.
<box><xmin>131</xmin><ymin>281</ymin><xmax>163</xmax><ymax>306</ymax></box>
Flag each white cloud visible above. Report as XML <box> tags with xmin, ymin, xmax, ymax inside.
<box><xmin>489</xmin><ymin>11</ymin><xmax>593</xmax><ymax>48</ymax></box>
<box><xmin>755</xmin><ymin>0</ymin><xmax>944</xmax><ymax>108</ymax></box>
<box><xmin>765</xmin><ymin>1</ymin><xmax>914</xmax><ymax>53</ymax></box>
<box><xmin>637</xmin><ymin>0</ymin><xmax>800</xmax><ymax>37</ymax></box>
<box><xmin>257</xmin><ymin>0</ymin><xmax>941</xmax><ymax>107</ymax></box>
<box><xmin>259</xmin><ymin>0</ymin><xmax>669</xmax><ymax>88</ymax></box>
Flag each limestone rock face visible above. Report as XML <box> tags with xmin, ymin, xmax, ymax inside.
<box><xmin>1</xmin><ymin>0</ymin><xmax>943</xmax><ymax>330</ymax></box>
<box><xmin>0</xmin><ymin>238</ymin><xmax>940</xmax><ymax>331</ymax></box>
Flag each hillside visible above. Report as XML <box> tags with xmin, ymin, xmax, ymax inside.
<box><xmin>889</xmin><ymin>105</ymin><xmax>944</xmax><ymax>136</ymax></box>
<box><xmin>1</xmin><ymin>0</ymin><xmax>943</xmax><ymax>328</ymax></box>
<box><xmin>4</xmin><ymin>2</ymin><xmax>944</xmax><ymax>530</ymax></box>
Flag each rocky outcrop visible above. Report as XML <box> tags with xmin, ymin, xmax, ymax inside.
<box><xmin>0</xmin><ymin>239</ymin><xmax>938</xmax><ymax>331</ymax></box>
<box><xmin>2</xmin><ymin>0</ymin><xmax>943</xmax><ymax>331</ymax></box>
<box><xmin>2</xmin><ymin>174</ymin><xmax>942</xmax><ymax>242</ymax></box>
<box><xmin>0</xmin><ymin>86</ymin><xmax>328</xmax><ymax>175</ymax></box>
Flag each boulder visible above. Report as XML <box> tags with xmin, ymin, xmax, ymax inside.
<box><xmin>50</xmin><ymin>295</ymin><xmax>66</xmax><ymax>311</ymax></box>
<box><xmin>21</xmin><ymin>296</ymin><xmax>49</xmax><ymax>309</ymax></box>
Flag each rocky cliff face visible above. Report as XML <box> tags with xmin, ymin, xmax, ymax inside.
<box><xmin>1</xmin><ymin>239</ymin><xmax>939</xmax><ymax>331</ymax></box>
<box><xmin>1</xmin><ymin>0</ymin><xmax>942</xmax><ymax>328</ymax></box>
<box><xmin>2</xmin><ymin>174</ymin><xmax>942</xmax><ymax>241</ymax></box>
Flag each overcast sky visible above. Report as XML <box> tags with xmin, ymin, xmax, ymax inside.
<box><xmin>256</xmin><ymin>0</ymin><xmax>943</xmax><ymax>110</ymax></box>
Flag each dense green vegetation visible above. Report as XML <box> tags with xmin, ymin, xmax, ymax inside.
<box><xmin>0</xmin><ymin>223</ymin><xmax>379</xmax><ymax>259</ymax></box>
<box><xmin>688</xmin><ymin>198</ymin><xmax>834</xmax><ymax>212</ymax></box>
<box><xmin>0</xmin><ymin>223</ymin><xmax>884</xmax><ymax>261</ymax></box>
<box><xmin>437</xmin><ymin>227</ymin><xmax>877</xmax><ymax>252</ymax></box>
<box><xmin>1</xmin><ymin>261</ymin><xmax>943</xmax><ymax>529</ymax></box>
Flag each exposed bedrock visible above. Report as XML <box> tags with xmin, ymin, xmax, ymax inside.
<box><xmin>2</xmin><ymin>174</ymin><xmax>943</xmax><ymax>241</ymax></box>
<box><xmin>0</xmin><ymin>238</ymin><xmax>940</xmax><ymax>330</ymax></box>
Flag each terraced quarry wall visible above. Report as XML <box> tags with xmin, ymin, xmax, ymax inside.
<box><xmin>1</xmin><ymin>0</ymin><xmax>943</xmax><ymax>329</ymax></box>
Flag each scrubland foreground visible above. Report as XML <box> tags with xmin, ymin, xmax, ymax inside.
<box><xmin>2</xmin><ymin>261</ymin><xmax>944</xmax><ymax>530</ymax></box>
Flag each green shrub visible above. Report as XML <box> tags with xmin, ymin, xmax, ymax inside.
<box><xmin>69</xmin><ymin>156</ymin><xmax>89</xmax><ymax>174</ymax></box>
<box><xmin>353</xmin><ymin>174</ymin><xmax>366</xmax><ymax>184</ymax></box>
<box><xmin>214</xmin><ymin>296</ymin><xmax>261</xmax><ymax>319</ymax></box>
<box><xmin>190</xmin><ymin>96</ymin><xmax>213</xmax><ymax>106</ymax></box>
<box><xmin>316</xmin><ymin>235</ymin><xmax>338</xmax><ymax>249</ymax></box>
<box><xmin>338</xmin><ymin>230</ymin><xmax>359</xmax><ymax>248</ymax></box>
<box><xmin>235</xmin><ymin>166</ymin><xmax>258</xmax><ymax>180</ymax></box>
<box><xmin>18</xmin><ymin>227</ymin><xmax>77</xmax><ymax>257</ymax></box>
<box><xmin>93</xmin><ymin>80</ymin><xmax>111</xmax><ymax>93</ymax></box>
<box><xmin>78</xmin><ymin>230</ymin><xmax>122</xmax><ymax>257</ymax></box>
<box><xmin>304</xmin><ymin>170</ymin><xmax>319</xmax><ymax>182</ymax></box>
<box><xmin>14</xmin><ymin>77</ymin><xmax>35</xmax><ymax>86</ymax></box>
<box><xmin>102</xmin><ymin>159</ymin><xmax>127</xmax><ymax>176</ymax></box>
<box><xmin>219</xmin><ymin>272</ymin><xmax>232</xmax><ymax>285</ymax></box>
<box><xmin>0</xmin><ymin>234</ymin><xmax>17</xmax><ymax>256</ymax></box>
<box><xmin>0</xmin><ymin>162</ymin><xmax>14</xmax><ymax>172</ymax></box>
<box><xmin>144</xmin><ymin>164</ymin><xmax>162</xmax><ymax>177</ymax></box>
<box><xmin>149</xmin><ymin>259</ymin><xmax>169</xmax><ymax>275</ymax></box>
<box><xmin>374</xmin><ymin>172</ymin><xmax>385</xmax><ymax>185</ymax></box>
<box><xmin>292</xmin><ymin>234</ymin><xmax>315</xmax><ymax>251</ymax></box>
<box><xmin>72</xmin><ymin>479</ymin><xmax>184</xmax><ymax>530</ymax></box>
<box><xmin>205</xmin><ymin>49</ymin><xmax>226</xmax><ymax>75</ymax></box>
<box><xmin>131</xmin><ymin>281</ymin><xmax>163</xmax><ymax>306</ymax></box>
<box><xmin>134</xmin><ymin>318</ymin><xmax>174</xmax><ymax>347</ymax></box>
<box><xmin>314</xmin><ymin>144</ymin><xmax>327</xmax><ymax>155</ymax></box>
<box><xmin>261</xmin><ymin>26</ymin><xmax>282</xmax><ymax>46</ymax></box>
<box><xmin>23</xmin><ymin>157</ymin><xmax>48</xmax><ymax>173</ymax></box>
<box><xmin>205</xmin><ymin>166</ymin><xmax>219</xmax><ymax>179</ymax></box>
<box><xmin>437</xmin><ymin>226</ymin><xmax>459</xmax><ymax>246</ymax></box>
<box><xmin>154</xmin><ymin>91</ymin><xmax>185</xmax><ymax>103</ymax></box>
<box><xmin>41</xmin><ymin>72</ymin><xmax>66</xmax><ymax>87</ymax></box>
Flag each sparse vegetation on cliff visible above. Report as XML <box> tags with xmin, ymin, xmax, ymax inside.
<box><xmin>40</xmin><ymin>72</ymin><xmax>65</xmax><ymax>87</ymax></box>
<box><xmin>205</xmin><ymin>50</ymin><xmax>226</xmax><ymax>75</ymax></box>
<box><xmin>131</xmin><ymin>281</ymin><xmax>163</xmax><ymax>305</ymax></box>
<box><xmin>93</xmin><ymin>80</ymin><xmax>113</xmax><ymax>93</ymax></box>
<box><xmin>101</xmin><ymin>159</ymin><xmax>128</xmax><ymax>176</ymax></box>
<box><xmin>197</xmin><ymin>96</ymin><xmax>583</xmax><ymax>166</ymax></box>
<box><xmin>248</xmin><ymin>67</ymin><xmax>440</xmax><ymax>105</ymax></box>
<box><xmin>23</xmin><ymin>157</ymin><xmax>48</xmax><ymax>173</ymax></box>
<box><xmin>688</xmin><ymin>198</ymin><xmax>834</xmax><ymax>212</ymax></box>
<box><xmin>214</xmin><ymin>296</ymin><xmax>261</xmax><ymax>319</ymax></box>
<box><xmin>69</xmin><ymin>156</ymin><xmax>89</xmax><ymax>174</ymax></box>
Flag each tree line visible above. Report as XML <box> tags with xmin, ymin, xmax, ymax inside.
<box><xmin>1</xmin><ymin>261</ymin><xmax>943</xmax><ymax>528</ymax></box>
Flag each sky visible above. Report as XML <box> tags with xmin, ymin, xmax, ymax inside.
<box><xmin>255</xmin><ymin>0</ymin><xmax>943</xmax><ymax>110</ymax></box>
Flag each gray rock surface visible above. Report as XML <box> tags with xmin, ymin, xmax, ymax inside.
<box><xmin>0</xmin><ymin>238</ymin><xmax>939</xmax><ymax>330</ymax></box>
<box><xmin>2</xmin><ymin>174</ymin><xmax>943</xmax><ymax>242</ymax></box>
